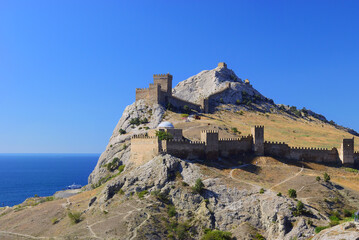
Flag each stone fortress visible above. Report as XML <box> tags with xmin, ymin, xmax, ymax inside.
<box><xmin>131</xmin><ymin>123</ymin><xmax>358</xmax><ymax>166</ymax></box>
<box><xmin>131</xmin><ymin>63</ymin><xmax>359</xmax><ymax>167</ymax></box>
<box><xmin>135</xmin><ymin>63</ymin><xmax>233</xmax><ymax>114</ymax></box>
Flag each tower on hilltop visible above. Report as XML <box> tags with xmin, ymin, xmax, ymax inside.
<box><xmin>340</xmin><ymin>138</ymin><xmax>354</xmax><ymax>166</ymax></box>
<box><xmin>218</xmin><ymin>62</ymin><xmax>227</xmax><ymax>69</ymax></box>
<box><xmin>251</xmin><ymin>126</ymin><xmax>264</xmax><ymax>156</ymax></box>
<box><xmin>153</xmin><ymin>73</ymin><xmax>173</xmax><ymax>96</ymax></box>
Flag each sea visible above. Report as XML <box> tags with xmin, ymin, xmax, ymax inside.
<box><xmin>0</xmin><ymin>153</ymin><xmax>100</xmax><ymax>207</ymax></box>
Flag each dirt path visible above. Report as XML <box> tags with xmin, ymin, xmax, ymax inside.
<box><xmin>269</xmin><ymin>165</ymin><xmax>304</xmax><ymax>190</ymax></box>
<box><xmin>0</xmin><ymin>230</ymin><xmax>53</xmax><ymax>240</ymax></box>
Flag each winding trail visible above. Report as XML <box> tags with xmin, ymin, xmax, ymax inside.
<box><xmin>269</xmin><ymin>165</ymin><xmax>304</xmax><ymax>190</ymax></box>
<box><xmin>0</xmin><ymin>230</ymin><xmax>53</xmax><ymax>240</ymax></box>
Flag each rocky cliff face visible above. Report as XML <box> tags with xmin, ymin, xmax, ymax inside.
<box><xmin>92</xmin><ymin>154</ymin><xmax>325</xmax><ymax>240</ymax></box>
<box><xmin>172</xmin><ymin>65</ymin><xmax>265</xmax><ymax>105</ymax></box>
<box><xmin>88</xmin><ymin>100</ymin><xmax>165</xmax><ymax>185</ymax></box>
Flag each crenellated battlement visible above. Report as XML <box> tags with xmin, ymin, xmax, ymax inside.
<box><xmin>219</xmin><ymin>138</ymin><xmax>241</xmax><ymax>141</ymax></box>
<box><xmin>136</xmin><ymin>87</ymin><xmax>149</xmax><ymax>91</ymax></box>
<box><xmin>131</xmin><ymin>134</ymin><xmax>157</xmax><ymax>139</ymax></box>
<box><xmin>265</xmin><ymin>141</ymin><xmax>288</xmax><ymax>145</ymax></box>
<box><xmin>201</xmin><ymin>130</ymin><xmax>219</xmax><ymax>133</ymax></box>
<box><xmin>290</xmin><ymin>146</ymin><xmax>330</xmax><ymax>151</ymax></box>
<box><xmin>131</xmin><ymin>124</ymin><xmax>356</xmax><ymax>166</ymax></box>
<box><xmin>153</xmin><ymin>73</ymin><xmax>171</xmax><ymax>77</ymax></box>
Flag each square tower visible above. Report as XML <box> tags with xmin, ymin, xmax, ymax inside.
<box><xmin>153</xmin><ymin>73</ymin><xmax>173</xmax><ymax>96</ymax></box>
<box><xmin>339</xmin><ymin>138</ymin><xmax>354</xmax><ymax>166</ymax></box>
<box><xmin>251</xmin><ymin>126</ymin><xmax>264</xmax><ymax>156</ymax></box>
<box><xmin>201</xmin><ymin>130</ymin><xmax>219</xmax><ymax>160</ymax></box>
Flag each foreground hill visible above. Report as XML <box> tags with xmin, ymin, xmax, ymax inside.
<box><xmin>0</xmin><ymin>64</ymin><xmax>358</xmax><ymax>239</ymax></box>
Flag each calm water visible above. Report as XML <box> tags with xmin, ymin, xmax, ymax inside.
<box><xmin>0</xmin><ymin>153</ymin><xmax>99</xmax><ymax>207</ymax></box>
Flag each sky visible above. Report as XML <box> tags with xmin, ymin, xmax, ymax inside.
<box><xmin>0</xmin><ymin>0</ymin><xmax>358</xmax><ymax>153</ymax></box>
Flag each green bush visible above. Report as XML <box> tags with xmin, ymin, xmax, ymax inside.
<box><xmin>181</xmin><ymin>113</ymin><xmax>189</xmax><ymax>118</ymax></box>
<box><xmin>344</xmin><ymin>167</ymin><xmax>358</xmax><ymax>173</ymax></box>
<box><xmin>183</xmin><ymin>105</ymin><xmax>190</xmax><ymax>113</ymax></box>
<box><xmin>182</xmin><ymin>181</ymin><xmax>189</xmax><ymax>187</ymax></box>
<box><xmin>315</xmin><ymin>226</ymin><xmax>329</xmax><ymax>233</ymax></box>
<box><xmin>231</xmin><ymin>127</ymin><xmax>240</xmax><ymax>134</ymax></box>
<box><xmin>316</xmin><ymin>176</ymin><xmax>321</xmax><ymax>182</ymax></box>
<box><xmin>288</xmin><ymin>189</ymin><xmax>297</xmax><ymax>198</ymax></box>
<box><xmin>235</xmin><ymin>99</ymin><xmax>241</xmax><ymax>105</ymax></box>
<box><xmin>259</xmin><ymin>188</ymin><xmax>265</xmax><ymax>194</ymax></box>
<box><xmin>201</xmin><ymin>229</ymin><xmax>232</xmax><ymax>240</ymax></box>
<box><xmin>344</xmin><ymin>209</ymin><xmax>353</xmax><ymax>217</ymax></box>
<box><xmin>118</xmin><ymin>165</ymin><xmax>125</xmax><ymax>173</ymax></box>
<box><xmin>68</xmin><ymin>211</ymin><xmax>82</xmax><ymax>224</ymax></box>
<box><xmin>293</xmin><ymin>201</ymin><xmax>304</xmax><ymax>216</ymax></box>
<box><xmin>51</xmin><ymin>217</ymin><xmax>59</xmax><ymax>225</ymax></box>
<box><xmin>254</xmin><ymin>233</ymin><xmax>266</xmax><ymax>240</ymax></box>
<box><xmin>106</xmin><ymin>157</ymin><xmax>120</xmax><ymax>171</ymax></box>
<box><xmin>152</xmin><ymin>191</ymin><xmax>170</xmax><ymax>204</ymax></box>
<box><xmin>130</xmin><ymin>118</ymin><xmax>141</xmax><ymax>126</ymax></box>
<box><xmin>192</xmin><ymin>178</ymin><xmax>204</xmax><ymax>194</ymax></box>
<box><xmin>168</xmin><ymin>205</ymin><xmax>177</xmax><ymax>217</ymax></box>
<box><xmin>277</xmin><ymin>192</ymin><xmax>282</xmax><ymax>197</ymax></box>
<box><xmin>119</xmin><ymin>128</ymin><xmax>126</xmax><ymax>134</ymax></box>
<box><xmin>156</xmin><ymin>131</ymin><xmax>173</xmax><ymax>141</ymax></box>
<box><xmin>323</xmin><ymin>172</ymin><xmax>330</xmax><ymax>182</ymax></box>
<box><xmin>137</xmin><ymin>190</ymin><xmax>148</xmax><ymax>199</ymax></box>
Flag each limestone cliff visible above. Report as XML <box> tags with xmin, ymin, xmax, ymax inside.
<box><xmin>172</xmin><ymin>65</ymin><xmax>266</xmax><ymax>105</ymax></box>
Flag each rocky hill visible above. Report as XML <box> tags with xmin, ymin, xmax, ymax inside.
<box><xmin>1</xmin><ymin>64</ymin><xmax>359</xmax><ymax>240</ymax></box>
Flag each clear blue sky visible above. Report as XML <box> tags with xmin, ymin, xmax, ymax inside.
<box><xmin>1</xmin><ymin>0</ymin><xmax>358</xmax><ymax>153</ymax></box>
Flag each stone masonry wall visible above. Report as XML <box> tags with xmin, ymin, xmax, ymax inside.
<box><xmin>131</xmin><ymin>136</ymin><xmax>159</xmax><ymax>165</ymax></box>
<box><xmin>168</xmin><ymin>96</ymin><xmax>202</xmax><ymax>112</ymax></box>
<box><xmin>265</xmin><ymin>141</ymin><xmax>340</xmax><ymax>163</ymax></box>
<box><xmin>290</xmin><ymin>147</ymin><xmax>339</xmax><ymax>163</ymax></box>
<box><xmin>218</xmin><ymin>136</ymin><xmax>253</xmax><ymax>157</ymax></box>
<box><xmin>163</xmin><ymin>139</ymin><xmax>206</xmax><ymax>160</ymax></box>
<box><xmin>264</xmin><ymin>142</ymin><xmax>291</xmax><ymax>159</ymax></box>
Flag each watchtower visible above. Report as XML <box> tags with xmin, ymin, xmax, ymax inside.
<box><xmin>339</xmin><ymin>138</ymin><xmax>354</xmax><ymax>166</ymax></box>
<box><xmin>218</xmin><ymin>62</ymin><xmax>227</xmax><ymax>69</ymax></box>
<box><xmin>251</xmin><ymin>126</ymin><xmax>264</xmax><ymax>156</ymax></box>
<box><xmin>153</xmin><ymin>73</ymin><xmax>173</xmax><ymax>96</ymax></box>
<box><xmin>201</xmin><ymin>130</ymin><xmax>219</xmax><ymax>160</ymax></box>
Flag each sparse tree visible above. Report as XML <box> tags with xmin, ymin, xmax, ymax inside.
<box><xmin>323</xmin><ymin>172</ymin><xmax>330</xmax><ymax>182</ymax></box>
<box><xmin>192</xmin><ymin>178</ymin><xmax>204</xmax><ymax>194</ymax></box>
<box><xmin>288</xmin><ymin>189</ymin><xmax>297</xmax><ymax>198</ymax></box>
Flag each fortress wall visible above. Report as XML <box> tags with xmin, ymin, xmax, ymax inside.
<box><xmin>290</xmin><ymin>147</ymin><xmax>339</xmax><ymax>163</ymax></box>
<box><xmin>165</xmin><ymin>140</ymin><xmax>206</xmax><ymax>160</ymax></box>
<box><xmin>218</xmin><ymin>137</ymin><xmax>253</xmax><ymax>157</ymax></box>
<box><xmin>354</xmin><ymin>152</ymin><xmax>359</xmax><ymax>163</ymax></box>
<box><xmin>264</xmin><ymin>142</ymin><xmax>291</xmax><ymax>159</ymax></box>
<box><xmin>131</xmin><ymin>136</ymin><xmax>159</xmax><ymax>165</ymax></box>
<box><xmin>135</xmin><ymin>88</ymin><xmax>149</xmax><ymax>101</ymax></box>
<box><xmin>168</xmin><ymin>96</ymin><xmax>202</xmax><ymax>112</ymax></box>
<box><xmin>205</xmin><ymin>83</ymin><xmax>232</xmax><ymax>113</ymax></box>
<box><xmin>148</xmin><ymin>84</ymin><xmax>162</xmax><ymax>104</ymax></box>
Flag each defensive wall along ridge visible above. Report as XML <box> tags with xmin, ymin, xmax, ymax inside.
<box><xmin>135</xmin><ymin>63</ymin><xmax>233</xmax><ymax>113</ymax></box>
<box><xmin>131</xmin><ymin>125</ymin><xmax>358</xmax><ymax>167</ymax></box>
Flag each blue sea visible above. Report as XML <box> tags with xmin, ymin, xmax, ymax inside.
<box><xmin>0</xmin><ymin>153</ymin><xmax>100</xmax><ymax>207</ymax></box>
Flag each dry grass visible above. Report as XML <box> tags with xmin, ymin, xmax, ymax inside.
<box><xmin>166</xmin><ymin>110</ymin><xmax>359</xmax><ymax>150</ymax></box>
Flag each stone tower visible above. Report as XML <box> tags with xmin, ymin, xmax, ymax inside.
<box><xmin>153</xmin><ymin>73</ymin><xmax>173</xmax><ymax>96</ymax></box>
<box><xmin>217</xmin><ymin>62</ymin><xmax>227</xmax><ymax>69</ymax></box>
<box><xmin>339</xmin><ymin>138</ymin><xmax>354</xmax><ymax>166</ymax></box>
<box><xmin>251</xmin><ymin>126</ymin><xmax>264</xmax><ymax>156</ymax></box>
<box><xmin>201</xmin><ymin>130</ymin><xmax>219</xmax><ymax>160</ymax></box>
